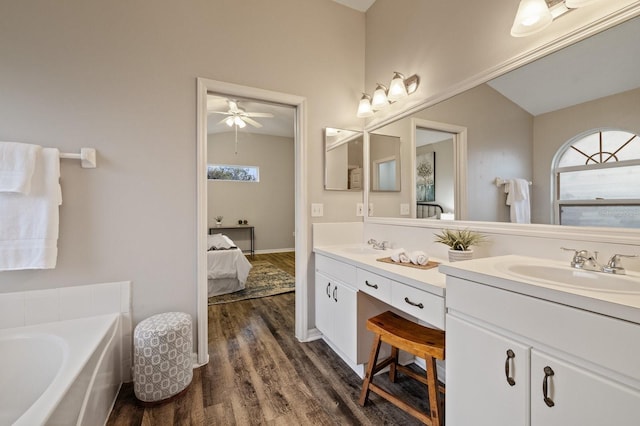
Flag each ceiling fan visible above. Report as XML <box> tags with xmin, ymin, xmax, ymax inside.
<box><xmin>208</xmin><ymin>99</ymin><xmax>274</xmax><ymax>129</ymax></box>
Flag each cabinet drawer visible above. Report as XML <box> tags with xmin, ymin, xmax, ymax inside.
<box><xmin>391</xmin><ymin>281</ymin><xmax>445</xmax><ymax>329</ymax></box>
<box><xmin>315</xmin><ymin>254</ymin><xmax>357</xmax><ymax>284</ymax></box>
<box><xmin>357</xmin><ymin>268</ymin><xmax>392</xmax><ymax>302</ymax></box>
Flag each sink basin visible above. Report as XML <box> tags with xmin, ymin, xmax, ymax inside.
<box><xmin>500</xmin><ymin>263</ymin><xmax>640</xmax><ymax>293</ymax></box>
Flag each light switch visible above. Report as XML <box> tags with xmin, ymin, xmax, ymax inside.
<box><xmin>400</xmin><ymin>203</ymin><xmax>410</xmax><ymax>215</ymax></box>
<box><xmin>356</xmin><ymin>203</ymin><xmax>364</xmax><ymax>217</ymax></box>
<box><xmin>311</xmin><ymin>203</ymin><xmax>324</xmax><ymax>217</ymax></box>
<box><xmin>368</xmin><ymin>203</ymin><xmax>374</xmax><ymax>216</ymax></box>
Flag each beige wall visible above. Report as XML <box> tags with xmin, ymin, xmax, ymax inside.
<box><xmin>0</xmin><ymin>1</ymin><xmax>365</xmax><ymax>338</ymax></box>
<box><xmin>207</xmin><ymin>132</ymin><xmax>294</xmax><ymax>251</ymax></box>
<box><xmin>532</xmin><ymin>87</ymin><xmax>640</xmax><ymax>223</ymax></box>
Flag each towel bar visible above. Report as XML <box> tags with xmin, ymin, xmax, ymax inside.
<box><xmin>59</xmin><ymin>148</ymin><xmax>97</xmax><ymax>168</ymax></box>
<box><xmin>494</xmin><ymin>177</ymin><xmax>531</xmax><ymax>187</ymax></box>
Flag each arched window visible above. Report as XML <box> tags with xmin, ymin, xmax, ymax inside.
<box><xmin>553</xmin><ymin>129</ymin><xmax>640</xmax><ymax>228</ymax></box>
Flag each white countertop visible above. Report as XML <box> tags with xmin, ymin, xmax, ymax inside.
<box><xmin>440</xmin><ymin>254</ymin><xmax>640</xmax><ymax>325</ymax></box>
<box><xmin>314</xmin><ymin>244</ymin><xmax>446</xmax><ymax>297</ymax></box>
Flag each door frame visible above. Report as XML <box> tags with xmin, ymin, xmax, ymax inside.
<box><xmin>196</xmin><ymin>78</ymin><xmax>308</xmax><ymax>365</ymax></box>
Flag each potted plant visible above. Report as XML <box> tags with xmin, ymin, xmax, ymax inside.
<box><xmin>215</xmin><ymin>216</ymin><xmax>223</xmax><ymax>226</ymax></box>
<box><xmin>434</xmin><ymin>228</ymin><xmax>486</xmax><ymax>262</ymax></box>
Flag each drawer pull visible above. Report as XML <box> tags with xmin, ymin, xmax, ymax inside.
<box><xmin>326</xmin><ymin>282</ymin><xmax>331</xmax><ymax>298</ymax></box>
<box><xmin>543</xmin><ymin>366</ymin><xmax>555</xmax><ymax>407</ymax></box>
<box><xmin>365</xmin><ymin>280</ymin><xmax>379</xmax><ymax>289</ymax></box>
<box><xmin>505</xmin><ymin>349</ymin><xmax>516</xmax><ymax>386</ymax></box>
<box><xmin>333</xmin><ymin>286</ymin><xmax>338</xmax><ymax>302</ymax></box>
<box><xmin>404</xmin><ymin>297</ymin><xmax>424</xmax><ymax>309</ymax></box>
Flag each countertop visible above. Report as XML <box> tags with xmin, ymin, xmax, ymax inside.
<box><xmin>314</xmin><ymin>244</ymin><xmax>446</xmax><ymax>297</ymax></box>
<box><xmin>440</xmin><ymin>254</ymin><xmax>640</xmax><ymax>325</ymax></box>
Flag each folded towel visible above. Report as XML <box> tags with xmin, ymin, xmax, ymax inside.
<box><xmin>399</xmin><ymin>252</ymin><xmax>411</xmax><ymax>263</ymax></box>
<box><xmin>505</xmin><ymin>178</ymin><xmax>531</xmax><ymax>224</ymax></box>
<box><xmin>0</xmin><ymin>148</ymin><xmax>61</xmax><ymax>270</ymax></box>
<box><xmin>410</xmin><ymin>250</ymin><xmax>429</xmax><ymax>266</ymax></box>
<box><xmin>389</xmin><ymin>248</ymin><xmax>405</xmax><ymax>263</ymax></box>
<box><xmin>0</xmin><ymin>142</ymin><xmax>41</xmax><ymax>194</ymax></box>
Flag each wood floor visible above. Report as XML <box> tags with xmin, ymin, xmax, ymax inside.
<box><xmin>107</xmin><ymin>252</ymin><xmax>434</xmax><ymax>425</ymax></box>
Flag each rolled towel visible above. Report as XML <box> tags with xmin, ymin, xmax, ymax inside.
<box><xmin>390</xmin><ymin>248</ymin><xmax>405</xmax><ymax>263</ymax></box>
<box><xmin>410</xmin><ymin>250</ymin><xmax>429</xmax><ymax>266</ymax></box>
<box><xmin>399</xmin><ymin>252</ymin><xmax>411</xmax><ymax>263</ymax></box>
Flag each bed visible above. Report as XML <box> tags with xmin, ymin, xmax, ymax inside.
<box><xmin>417</xmin><ymin>202</ymin><xmax>444</xmax><ymax>219</ymax></box>
<box><xmin>207</xmin><ymin>234</ymin><xmax>252</xmax><ymax>297</ymax></box>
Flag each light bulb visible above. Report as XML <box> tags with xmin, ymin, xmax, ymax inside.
<box><xmin>387</xmin><ymin>72</ymin><xmax>408</xmax><ymax>102</ymax></box>
<box><xmin>371</xmin><ymin>84</ymin><xmax>389</xmax><ymax>110</ymax></box>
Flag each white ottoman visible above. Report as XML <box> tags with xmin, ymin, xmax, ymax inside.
<box><xmin>133</xmin><ymin>312</ymin><xmax>193</xmax><ymax>403</ymax></box>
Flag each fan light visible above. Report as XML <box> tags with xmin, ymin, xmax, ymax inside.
<box><xmin>225</xmin><ymin>117</ymin><xmax>234</xmax><ymax>127</ymax></box>
<box><xmin>356</xmin><ymin>94</ymin><xmax>374</xmax><ymax>118</ymax></box>
<box><xmin>234</xmin><ymin>116</ymin><xmax>246</xmax><ymax>128</ymax></box>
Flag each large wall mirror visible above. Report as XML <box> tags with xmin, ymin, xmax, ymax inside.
<box><xmin>324</xmin><ymin>127</ymin><xmax>363</xmax><ymax>191</ymax></box>
<box><xmin>366</xmin><ymin>13</ymin><xmax>640</xmax><ymax>229</ymax></box>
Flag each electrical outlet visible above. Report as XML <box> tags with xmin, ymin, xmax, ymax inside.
<box><xmin>368</xmin><ymin>203</ymin><xmax>374</xmax><ymax>216</ymax></box>
<box><xmin>400</xmin><ymin>203</ymin><xmax>410</xmax><ymax>215</ymax></box>
<box><xmin>311</xmin><ymin>203</ymin><xmax>324</xmax><ymax>217</ymax></box>
<box><xmin>356</xmin><ymin>203</ymin><xmax>364</xmax><ymax>217</ymax></box>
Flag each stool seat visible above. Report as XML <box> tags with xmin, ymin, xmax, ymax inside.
<box><xmin>359</xmin><ymin>311</ymin><xmax>445</xmax><ymax>426</ymax></box>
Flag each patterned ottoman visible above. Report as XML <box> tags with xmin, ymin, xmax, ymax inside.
<box><xmin>133</xmin><ymin>312</ymin><xmax>193</xmax><ymax>403</ymax></box>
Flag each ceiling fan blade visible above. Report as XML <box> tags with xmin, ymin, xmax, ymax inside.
<box><xmin>242</xmin><ymin>117</ymin><xmax>263</xmax><ymax>128</ymax></box>
<box><xmin>208</xmin><ymin>110</ymin><xmax>232</xmax><ymax>115</ymax></box>
<box><xmin>244</xmin><ymin>112</ymin><xmax>274</xmax><ymax>118</ymax></box>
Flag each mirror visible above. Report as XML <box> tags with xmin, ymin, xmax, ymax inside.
<box><xmin>370</xmin><ymin>133</ymin><xmax>401</xmax><ymax>192</ymax></box>
<box><xmin>366</xmin><ymin>14</ymin><xmax>640</xmax><ymax>228</ymax></box>
<box><xmin>324</xmin><ymin>128</ymin><xmax>363</xmax><ymax>191</ymax></box>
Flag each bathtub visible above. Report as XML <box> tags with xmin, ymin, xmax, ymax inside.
<box><xmin>0</xmin><ymin>313</ymin><xmax>122</xmax><ymax>426</ymax></box>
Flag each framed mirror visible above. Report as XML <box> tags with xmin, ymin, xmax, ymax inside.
<box><xmin>365</xmin><ymin>13</ymin><xmax>640</xmax><ymax>229</ymax></box>
<box><xmin>324</xmin><ymin>128</ymin><xmax>363</xmax><ymax>191</ymax></box>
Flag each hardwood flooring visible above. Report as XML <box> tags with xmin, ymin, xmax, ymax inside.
<box><xmin>107</xmin><ymin>252</ymin><xmax>434</xmax><ymax>425</ymax></box>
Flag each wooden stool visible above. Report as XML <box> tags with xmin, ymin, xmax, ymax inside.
<box><xmin>359</xmin><ymin>311</ymin><xmax>445</xmax><ymax>426</ymax></box>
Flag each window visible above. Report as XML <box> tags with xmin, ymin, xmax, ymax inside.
<box><xmin>553</xmin><ymin>129</ymin><xmax>640</xmax><ymax>228</ymax></box>
<box><xmin>207</xmin><ymin>164</ymin><xmax>260</xmax><ymax>182</ymax></box>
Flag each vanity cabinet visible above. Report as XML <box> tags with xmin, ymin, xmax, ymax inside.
<box><xmin>445</xmin><ymin>275</ymin><xmax>640</xmax><ymax>426</ymax></box>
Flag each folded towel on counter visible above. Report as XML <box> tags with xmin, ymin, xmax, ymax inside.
<box><xmin>0</xmin><ymin>148</ymin><xmax>61</xmax><ymax>270</ymax></box>
<box><xmin>390</xmin><ymin>248</ymin><xmax>410</xmax><ymax>263</ymax></box>
<box><xmin>409</xmin><ymin>250</ymin><xmax>429</xmax><ymax>266</ymax></box>
<box><xmin>0</xmin><ymin>142</ymin><xmax>41</xmax><ymax>194</ymax></box>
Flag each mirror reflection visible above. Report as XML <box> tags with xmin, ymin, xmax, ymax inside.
<box><xmin>370</xmin><ymin>133</ymin><xmax>401</xmax><ymax>192</ymax></box>
<box><xmin>367</xmin><ymin>14</ymin><xmax>640</xmax><ymax>229</ymax></box>
<box><xmin>324</xmin><ymin>128</ymin><xmax>363</xmax><ymax>191</ymax></box>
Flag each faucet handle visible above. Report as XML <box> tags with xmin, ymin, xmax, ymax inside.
<box><xmin>367</xmin><ymin>239</ymin><xmax>377</xmax><ymax>245</ymax></box>
<box><xmin>604</xmin><ymin>254</ymin><xmax>638</xmax><ymax>274</ymax></box>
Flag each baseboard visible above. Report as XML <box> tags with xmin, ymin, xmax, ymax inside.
<box><xmin>254</xmin><ymin>248</ymin><xmax>295</xmax><ymax>254</ymax></box>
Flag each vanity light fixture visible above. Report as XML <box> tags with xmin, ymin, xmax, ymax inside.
<box><xmin>511</xmin><ymin>0</ymin><xmax>603</xmax><ymax>38</ymax></box>
<box><xmin>357</xmin><ymin>93</ymin><xmax>374</xmax><ymax>118</ymax></box>
<box><xmin>356</xmin><ymin>72</ymin><xmax>420</xmax><ymax>118</ymax></box>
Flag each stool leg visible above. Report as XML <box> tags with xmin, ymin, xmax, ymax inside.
<box><xmin>425</xmin><ymin>355</ymin><xmax>442</xmax><ymax>426</ymax></box>
<box><xmin>359</xmin><ymin>333</ymin><xmax>382</xmax><ymax>406</ymax></box>
<box><xmin>388</xmin><ymin>346</ymin><xmax>399</xmax><ymax>383</ymax></box>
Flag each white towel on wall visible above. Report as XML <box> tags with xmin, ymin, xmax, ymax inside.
<box><xmin>505</xmin><ymin>178</ymin><xmax>531</xmax><ymax>224</ymax></box>
<box><xmin>0</xmin><ymin>142</ymin><xmax>41</xmax><ymax>194</ymax></box>
<box><xmin>0</xmin><ymin>148</ymin><xmax>62</xmax><ymax>270</ymax></box>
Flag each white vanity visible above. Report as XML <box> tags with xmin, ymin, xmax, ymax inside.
<box><xmin>313</xmin><ymin>244</ymin><xmax>445</xmax><ymax>377</ymax></box>
<box><xmin>440</xmin><ymin>255</ymin><xmax>640</xmax><ymax>426</ymax></box>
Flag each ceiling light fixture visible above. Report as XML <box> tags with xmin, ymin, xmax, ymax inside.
<box><xmin>511</xmin><ymin>0</ymin><xmax>603</xmax><ymax>38</ymax></box>
<box><xmin>357</xmin><ymin>72</ymin><xmax>420</xmax><ymax>118</ymax></box>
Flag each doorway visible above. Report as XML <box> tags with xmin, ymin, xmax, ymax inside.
<box><xmin>196</xmin><ymin>78</ymin><xmax>309</xmax><ymax>365</ymax></box>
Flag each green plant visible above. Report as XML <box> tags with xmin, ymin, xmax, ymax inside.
<box><xmin>434</xmin><ymin>228</ymin><xmax>486</xmax><ymax>251</ymax></box>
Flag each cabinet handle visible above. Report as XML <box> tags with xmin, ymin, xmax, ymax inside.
<box><xmin>504</xmin><ymin>349</ymin><xmax>516</xmax><ymax>386</ymax></box>
<box><xmin>543</xmin><ymin>366</ymin><xmax>555</xmax><ymax>407</ymax></box>
<box><xmin>326</xmin><ymin>282</ymin><xmax>331</xmax><ymax>298</ymax></box>
<box><xmin>333</xmin><ymin>286</ymin><xmax>338</xmax><ymax>302</ymax></box>
<box><xmin>404</xmin><ymin>297</ymin><xmax>424</xmax><ymax>309</ymax></box>
<box><xmin>365</xmin><ymin>280</ymin><xmax>379</xmax><ymax>289</ymax></box>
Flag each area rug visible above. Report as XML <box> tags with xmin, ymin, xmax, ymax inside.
<box><xmin>208</xmin><ymin>261</ymin><xmax>295</xmax><ymax>305</ymax></box>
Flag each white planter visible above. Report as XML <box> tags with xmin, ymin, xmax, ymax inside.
<box><xmin>448</xmin><ymin>249</ymin><xmax>473</xmax><ymax>262</ymax></box>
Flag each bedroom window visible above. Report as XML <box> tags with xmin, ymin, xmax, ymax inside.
<box><xmin>207</xmin><ymin>164</ymin><xmax>260</xmax><ymax>182</ymax></box>
<box><xmin>553</xmin><ymin>129</ymin><xmax>640</xmax><ymax>228</ymax></box>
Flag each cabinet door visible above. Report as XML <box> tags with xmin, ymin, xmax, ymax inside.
<box><xmin>314</xmin><ymin>272</ymin><xmax>333</xmax><ymax>338</ymax></box>
<box><xmin>446</xmin><ymin>315</ymin><xmax>530</xmax><ymax>426</ymax></box>
<box><xmin>332</xmin><ymin>281</ymin><xmax>357</xmax><ymax>363</ymax></box>
<box><xmin>531</xmin><ymin>349</ymin><xmax>640</xmax><ymax>426</ymax></box>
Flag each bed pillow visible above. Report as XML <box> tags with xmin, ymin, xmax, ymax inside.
<box><xmin>207</xmin><ymin>233</ymin><xmax>236</xmax><ymax>250</ymax></box>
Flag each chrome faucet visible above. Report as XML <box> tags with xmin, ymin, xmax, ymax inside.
<box><xmin>367</xmin><ymin>239</ymin><xmax>389</xmax><ymax>250</ymax></box>
<box><xmin>561</xmin><ymin>247</ymin><xmax>601</xmax><ymax>272</ymax></box>
<box><xmin>601</xmin><ymin>254</ymin><xmax>638</xmax><ymax>275</ymax></box>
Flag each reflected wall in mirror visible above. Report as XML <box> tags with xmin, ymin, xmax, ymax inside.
<box><xmin>366</xmin><ymin>14</ymin><xmax>640</xmax><ymax>228</ymax></box>
<box><xmin>369</xmin><ymin>133</ymin><xmax>401</xmax><ymax>192</ymax></box>
<box><xmin>324</xmin><ymin>128</ymin><xmax>363</xmax><ymax>191</ymax></box>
